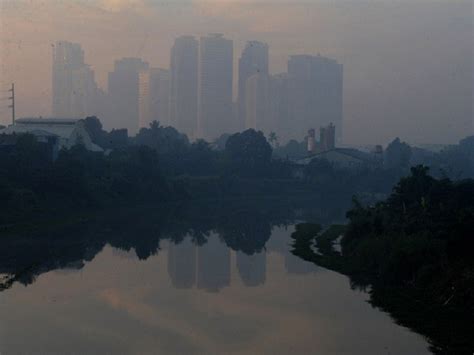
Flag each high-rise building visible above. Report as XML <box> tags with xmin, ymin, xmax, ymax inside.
<box><xmin>138</xmin><ymin>68</ymin><xmax>170</xmax><ymax>129</ymax></box>
<box><xmin>245</xmin><ymin>73</ymin><xmax>269</xmax><ymax>133</ymax></box>
<box><xmin>170</xmin><ymin>36</ymin><xmax>198</xmax><ymax>139</ymax></box>
<box><xmin>238</xmin><ymin>41</ymin><xmax>269</xmax><ymax>131</ymax></box>
<box><xmin>52</xmin><ymin>41</ymin><xmax>100</xmax><ymax>118</ymax></box>
<box><xmin>107</xmin><ymin>57</ymin><xmax>149</xmax><ymax>135</ymax></box>
<box><xmin>138</xmin><ymin>70</ymin><xmax>150</xmax><ymax>130</ymax></box>
<box><xmin>288</xmin><ymin>55</ymin><xmax>343</xmax><ymax>142</ymax></box>
<box><xmin>149</xmin><ymin>68</ymin><xmax>170</xmax><ymax>126</ymax></box>
<box><xmin>198</xmin><ymin>34</ymin><xmax>233</xmax><ymax>140</ymax></box>
<box><xmin>269</xmin><ymin>73</ymin><xmax>290</xmax><ymax>141</ymax></box>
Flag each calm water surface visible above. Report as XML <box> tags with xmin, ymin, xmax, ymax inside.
<box><xmin>0</xmin><ymin>205</ymin><xmax>430</xmax><ymax>354</ymax></box>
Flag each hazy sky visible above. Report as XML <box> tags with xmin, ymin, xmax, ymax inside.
<box><xmin>0</xmin><ymin>0</ymin><xmax>472</xmax><ymax>144</ymax></box>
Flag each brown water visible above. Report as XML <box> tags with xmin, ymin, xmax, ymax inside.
<box><xmin>0</xmin><ymin>224</ymin><xmax>429</xmax><ymax>355</ymax></box>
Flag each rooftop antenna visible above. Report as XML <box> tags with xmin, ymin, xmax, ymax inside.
<box><xmin>8</xmin><ymin>83</ymin><xmax>15</xmax><ymax>125</ymax></box>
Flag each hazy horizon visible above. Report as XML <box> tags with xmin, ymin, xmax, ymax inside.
<box><xmin>1</xmin><ymin>0</ymin><xmax>473</xmax><ymax>145</ymax></box>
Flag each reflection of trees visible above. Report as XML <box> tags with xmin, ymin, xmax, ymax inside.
<box><xmin>217</xmin><ymin>210</ymin><xmax>272</xmax><ymax>255</ymax></box>
<box><xmin>291</xmin><ymin>167</ymin><xmax>474</xmax><ymax>354</ymax></box>
<box><xmin>0</xmin><ymin>222</ymin><xmax>105</xmax><ymax>291</ymax></box>
<box><xmin>0</xmin><ymin>197</ymin><xmax>345</xmax><ymax>292</ymax></box>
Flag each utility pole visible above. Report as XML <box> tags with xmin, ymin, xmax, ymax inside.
<box><xmin>8</xmin><ymin>83</ymin><xmax>15</xmax><ymax>125</ymax></box>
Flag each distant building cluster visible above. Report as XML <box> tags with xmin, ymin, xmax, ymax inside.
<box><xmin>167</xmin><ymin>232</ymin><xmax>316</xmax><ymax>292</ymax></box>
<box><xmin>307</xmin><ymin>123</ymin><xmax>336</xmax><ymax>155</ymax></box>
<box><xmin>294</xmin><ymin>125</ymin><xmax>384</xmax><ymax>172</ymax></box>
<box><xmin>50</xmin><ymin>37</ymin><xmax>343</xmax><ymax>142</ymax></box>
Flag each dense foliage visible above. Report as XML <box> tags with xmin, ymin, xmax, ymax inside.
<box><xmin>0</xmin><ymin>134</ymin><xmax>171</xmax><ymax>225</ymax></box>
<box><xmin>1</xmin><ymin>116</ymin><xmax>472</xmax><ymax>233</ymax></box>
<box><xmin>343</xmin><ymin>165</ymin><xmax>474</xmax><ymax>286</ymax></box>
<box><xmin>291</xmin><ymin>166</ymin><xmax>474</xmax><ymax>353</ymax></box>
<box><xmin>344</xmin><ymin>166</ymin><xmax>474</xmax><ymax>353</ymax></box>
<box><xmin>224</xmin><ymin>129</ymin><xmax>273</xmax><ymax>177</ymax></box>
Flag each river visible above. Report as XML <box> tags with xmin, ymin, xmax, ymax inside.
<box><xmin>0</xmin><ymin>201</ymin><xmax>430</xmax><ymax>354</ymax></box>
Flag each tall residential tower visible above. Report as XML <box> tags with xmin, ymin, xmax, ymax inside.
<box><xmin>238</xmin><ymin>41</ymin><xmax>269</xmax><ymax>131</ymax></box>
<box><xmin>288</xmin><ymin>55</ymin><xmax>343</xmax><ymax>142</ymax></box>
<box><xmin>138</xmin><ymin>68</ymin><xmax>170</xmax><ymax>129</ymax></box>
<box><xmin>108</xmin><ymin>57</ymin><xmax>149</xmax><ymax>135</ymax></box>
<box><xmin>170</xmin><ymin>36</ymin><xmax>198</xmax><ymax>139</ymax></box>
<box><xmin>198</xmin><ymin>34</ymin><xmax>233</xmax><ymax>140</ymax></box>
<box><xmin>52</xmin><ymin>41</ymin><xmax>100</xmax><ymax>118</ymax></box>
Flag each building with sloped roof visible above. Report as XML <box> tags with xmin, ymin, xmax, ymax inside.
<box><xmin>296</xmin><ymin>148</ymin><xmax>380</xmax><ymax>170</ymax></box>
<box><xmin>0</xmin><ymin>118</ymin><xmax>103</xmax><ymax>159</ymax></box>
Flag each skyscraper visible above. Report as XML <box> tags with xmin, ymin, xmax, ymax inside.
<box><xmin>170</xmin><ymin>36</ymin><xmax>198</xmax><ymax>139</ymax></box>
<box><xmin>238</xmin><ymin>41</ymin><xmax>269</xmax><ymax>131</ymax></box>
<box><xmin>108</xmin><ymin>57</ymin><xmax>149</xmax><ymax>135</ymax></box>
<box><xmin>245</xmin><ymin>73</ymin><xmax>269</xmax><ymax>133</ymax></box>
<box><xmin>52</xmin><ymin>41</ymin><xmax>100</xmax><ymax>118</ymax></box>
<box><xmin>150</xmin><ymin>68</ymin><xmax>170</xmax><ymax>126</ymax></box>
<box><xmin>198</xmin><ymin>34</ymin><xmax>233</xmax><ymax>140</ymax></box>
<box><xmin>288</xmin><ymin>55</ymin><xmax>343</xmax><ymax>142</ymax></box>
<box><xmin>269</xmin><ymin>73</ymin><xmax>290</xmax><ymax>141</ymax></box>
<box><xmin>138</xmin><ymin>68</ymin><xmax>170</xmax><ymax>129</ymax></box>
<box><xmin>138</xmin><ymin>70</ymin><xmax>150</xmax><ymax>129</ymax></box>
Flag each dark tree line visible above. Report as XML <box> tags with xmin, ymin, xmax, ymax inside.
<box><xmin>1</xmin><ymin>115</ymin><xmax>472</xmax><ymax>227</ymax></box>
<box><xmin>291</xmin><ymin>166</ymin><xmax>474</xmax><ymax>354</ymax></box>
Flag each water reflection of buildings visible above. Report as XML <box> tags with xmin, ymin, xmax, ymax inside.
<box><xmin>168</xmin><ymin>238</ymin><xmax>196</xmax><ymax>289</ymax></box>
<box><xmin>167</xmin><ymin>234</ymin><xmax>231</xmax><ymax>292</ymax></box>
<box><xmin>112</xmin><ymin>247</ymin><xmax>138</xmax><ymax>260</ymax></box>
<box><xmin>267</xmin><ymin>226</ymin><xmax>319</xmax><ymax>275</ymax></box>
<box><xmin>166</xmin><ymin>226</ymin><xmax>317</xmax><ymax>292</ymax></box>
<box><xmin>197</xmin><ymin>235</ymin><xmax>231</xmax><ymax>292</ymax></box>
<box><xmin>236</xmin><ymin>251</ymin><xmax>266</xmax><ymax>287</ymax></box>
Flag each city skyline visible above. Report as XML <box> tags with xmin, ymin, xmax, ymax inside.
<box><xmin>47</xmin><ymin>37</ymin><xmax>345</xmax><ymax>143</ymax></box>
<box><xmin>1</xmin><ymin>3</ymin><xmax>472</xmax><ymax>354</ymax></box>
<box><xmin>1</xmin><ymin>1</ymin><xmax>472</xmax><ymax>144</ymax></box>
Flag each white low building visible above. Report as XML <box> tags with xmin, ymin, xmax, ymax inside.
<box><xmin>0</xmin><ymin>118</ymin><xmax>103</xmax><ymax>153</ymax></box>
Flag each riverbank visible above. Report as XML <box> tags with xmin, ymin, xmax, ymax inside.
<box><xmin>0</xmin><ymin>195</ymin><xmax>349</xmax><ymax>295</ymax></box>
<box><xmin>292</xmin><ymin>223</ymin><xmax>474</xmax><ymax>354</ymax></box>
<box><xmin>1</xmin><ymin>174</ymin><xmax>375</xmax><ymax>235</ymax></box>
<box><xmin>291</xmin><ymin>167</ymin><xmax>474</xmax><ymax>354</ymax></box>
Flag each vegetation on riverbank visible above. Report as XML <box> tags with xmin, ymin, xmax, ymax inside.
<box><xmin>2</xmin><ymin>116</ymin><xmax>472</xmax><ymax>228</ymax></box>
<box><xmin>0</xmin><ymin>118</ymin><xmax>396</xmax><ymax>227</ymax></box>
<box><xmin>291</xmin><ymin>166</ymin><xmax>474</xmax><ymax>354</ymax></box>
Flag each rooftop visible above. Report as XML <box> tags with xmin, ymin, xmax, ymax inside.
<box><xmin>15</xmin><ymin>118</ymin><xmax>80</xmax><ymax>125</ymax></box>
<box><xmin>0</xmin><ymin>118</ymin><xmax>83</xmax><ymax>140</ymax></box>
